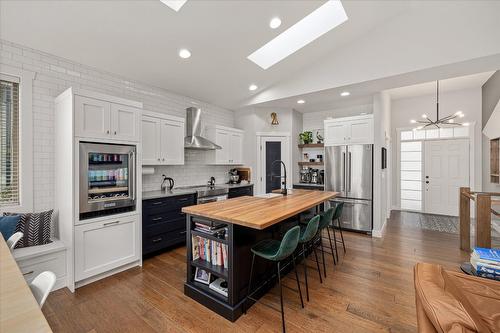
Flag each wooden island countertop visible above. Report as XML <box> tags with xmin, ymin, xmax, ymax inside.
<box><xmin>182</xmin><ymin>189</ymin><xmax>338</xmax><ymax>230</ymax></box>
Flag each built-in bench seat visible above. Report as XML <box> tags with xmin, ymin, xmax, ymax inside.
<box><xmin>13</xmin><ymin>239</ymin><xmax>67</xmax><ymax>291</ymax></box>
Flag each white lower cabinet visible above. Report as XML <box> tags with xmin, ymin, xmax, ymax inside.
<box><xmin>74</xmin><ymin>214</ymin><xmax>140</xmax><ymax>281</ymax></box>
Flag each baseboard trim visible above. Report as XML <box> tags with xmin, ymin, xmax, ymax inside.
<box><xmin>74</xmin><ymin>260</ymin><xmax>140</xmax><ymax>290</ymax></box>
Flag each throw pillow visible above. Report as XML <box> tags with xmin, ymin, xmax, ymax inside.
<box><xmin>0</xmin><ymin>215</ymin><xmax>21</xmax><ymax>240</ymax></box>
<box><xmin>3</xmin><ymin>210</ymin><xmax>53</xmax><ymax>248</ymax></box>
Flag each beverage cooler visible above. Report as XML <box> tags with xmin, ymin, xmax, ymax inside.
<box><xmin>79</xmin><ymin>142</ymin><xmax>136</xmax><ymax>219</ymax></box>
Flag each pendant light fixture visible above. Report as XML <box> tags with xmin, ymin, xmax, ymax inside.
<box><xmin>410</xmin><ymin>81</ymin><xmax>468</xmax><ymax>129</ymax></box>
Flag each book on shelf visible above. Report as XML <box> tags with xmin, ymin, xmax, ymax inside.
<box><xmin>191</xmin><ymin>236</ymin><xmax>229</xmax><ymax>269</ymax></box>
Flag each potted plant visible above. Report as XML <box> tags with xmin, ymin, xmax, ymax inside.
<box><xmin>299</xmin><ymin>131</ymin><xmax>313</xmax><ymax>145</ymax></box>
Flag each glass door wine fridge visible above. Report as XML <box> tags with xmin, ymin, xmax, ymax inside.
<box><xmin>79</xmin><ymin>142</ymin><xmax>136</xmax><ymax>219</ymax></box>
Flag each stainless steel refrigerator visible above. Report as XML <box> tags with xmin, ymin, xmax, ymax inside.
<box><xmin>325</xmin><ymin>144</ymin><xmax>373</xmax><ymax>234</ymax></box>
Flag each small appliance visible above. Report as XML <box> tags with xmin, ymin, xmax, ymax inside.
<box><xmin>299</xmin><ymin>167</ymin><xmax>312</xmax><ymax>183</ymax></box>
<box><xmin>228</xmin><ymin>169</ymin><xmax>239</xmax><ymax>184</ymax></box>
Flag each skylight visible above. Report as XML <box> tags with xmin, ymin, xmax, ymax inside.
<box><xmin>160</xmin><ymin>0</ymin><xmax>188</xmax><ymax>12</ymax></box>
<box><xmin>247</xmin><ymin>0</ymin><xmax>348</xmax><ymax>70</ymax></box>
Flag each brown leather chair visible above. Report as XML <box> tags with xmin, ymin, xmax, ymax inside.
<box><xmin>414</xmin><ymin>263</ymin><xmax>500</xmax><ymax>333</ymax></box>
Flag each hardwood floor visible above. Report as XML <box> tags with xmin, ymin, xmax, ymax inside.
<box><xmin>43</xmin><ymin>212</ymin><xmax>469</xmax><ymax>332</ymax></box>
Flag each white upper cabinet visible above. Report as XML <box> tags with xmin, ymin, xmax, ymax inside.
<box><xmin>141</xmin><ymin>111</ymin><xmax>185</xmax><ymax>165</ymax></box>
<box><xmin>75</xmin><ymin>96</ymin><xmax>111</xmax><ymax>140</ymax></box>
<box><xmin>142</xmin><ymin>116</ymin><xmax>162</xmax><ymax>164</ymax></box>
<box><xmin>74</xmin><ymin>95</ymin><xmax>140</xmax><ymax>142</ymax></box>
<box><xmin>324</xmin><ymin>114</ymin><xmax>374</xmax><ymax>146</ymax></box>
<box><xmin>111</xmin><ymin>103</ymin><xmax>140</xmax><ymax>141</ymax></box>
<box><xmin>206</xmin><ymin>125</ymin><xmax>244</xmax><ymax>165</ymax></box>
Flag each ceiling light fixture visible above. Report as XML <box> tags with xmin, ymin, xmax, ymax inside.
<box><xmin>409</xmin><ymin>81</ymin><xmax>467</xmax><ymax>129</ymax></box>
<box><xmin>179</xmin><ymin>49</ymin><xmax>191</xmax><ymax>59</ymax></box>
<box><xmin>340</xmin><ymin>91</ymin><xmax>350</xmax><ymax>97</ymax></box>
<box><xmin>249</xmin><ymin>84</ymin><xmax>258</xmax><ymax>91</ymax></box>
<box><xmin>248</xmin><ymin>0</ymin><xmax>348</xmax><ymax>70</ymax></box>
<box><xmin>160</xmin><ymin>0</ymin><xmax>188</xmax><ymax>12</ymax></box>
<box><xmin>297</xmin><ymin>99</ymin><xmax>305</xmax><ymax>104</ymax></box>
<box><xmin>270</xmin><ymin>17</ymin><xmax>282</xmax><ymax>29</ymax></box>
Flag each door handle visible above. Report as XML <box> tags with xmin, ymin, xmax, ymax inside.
<box><xmin>425</xmin><ymin>181</ymin><xmax>429</xmax><ymax>184</ymax></box>
<box><xmin>103</xmin><ymin>221</ymin><xmax>119</xmax><ymax>227</ymax></box>
<box><xmin>342</xmin><ymin>152</ymin><xmax>346</xmax><ymax>191</ymax></box>
<box><xmin>348</xmin><ymin>152</ymin><xmax>352</xmax><ymax>192</ymax></box>
<box><xmin>152</xmin><ymin>237</ymin><xmax>163</xmax><ymax>243</ymax></box>
<box><xmin>23</xmin><ymin>270</ymin><xmax>34</xmax><ymax>276</ymax></box>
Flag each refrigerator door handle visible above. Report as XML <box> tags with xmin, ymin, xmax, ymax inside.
<box><xmin>342</xmin><ymin>152</ymin><xmax>346</xmax><ymax>192</ymax></box>
<box><xmin>348</xmin><ymin>151</ymin><xmax>352</xmax><ymax>193</ymax></box>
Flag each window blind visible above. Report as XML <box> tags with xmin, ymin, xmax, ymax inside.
<box><xmin>0</xmin><ymin>79</ymin><xmax>20</xmax><ymax>207</ymax></box>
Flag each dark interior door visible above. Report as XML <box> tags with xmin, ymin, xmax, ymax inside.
<box><xmin>265</xmin><ymin>141</ymin><xmax>281</xmax><ymax>193</ymax></box>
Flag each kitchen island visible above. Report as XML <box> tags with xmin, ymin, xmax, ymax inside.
<box><xmin>182</xmin><ymin>189</ymin><xmax>337</xmax><ymax>321</ymax></box>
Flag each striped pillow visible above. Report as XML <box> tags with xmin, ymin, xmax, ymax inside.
<box><xmin>3</xmin><ymin>210</ymin><xmax>53</xmax><ymax>248</ymax></box>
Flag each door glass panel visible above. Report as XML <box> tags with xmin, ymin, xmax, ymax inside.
<box><xmin>400</xmin><ymin>140</ymin><xmax>422</xmax><ymax>211</ymax></box>
<box><xmin>265</xmin><ymin>141</ymin><xmax>281</xmax><ymax>193</ymax></box>
<box><xmin>88</xmin><ymin>152</ymin><xmax>130</xmax><ymax>202</ymax></box>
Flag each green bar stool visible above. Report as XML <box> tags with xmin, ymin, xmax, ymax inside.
<box><xmin>298</xmin><ymin>215</ymin><xmax>322</xmax><ymax>302</ymax></box>
<box><xmin>246</xmin><ymin>225</ymin><xmax>303</xmax><ymax>333</ymax></box>
<box><xmin>318</xmin><ymin>207</ymin><xmax>337</xmax><ymax>277</ymax></box>
<box><xmin>331</xmin><ymin>202</ymin><xmax>346</xmax><ymax>255</ymax></box>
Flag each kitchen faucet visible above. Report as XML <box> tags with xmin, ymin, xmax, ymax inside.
<box><xmin>271</xmin><ymin>160</ymin><xmax>287</xmax><ymax>196</ymax></box>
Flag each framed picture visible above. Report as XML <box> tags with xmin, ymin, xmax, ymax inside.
<box><xmin>194</xmin><ymin>267</ymin><xmax>211</xmax><ymax>285</ymax></box>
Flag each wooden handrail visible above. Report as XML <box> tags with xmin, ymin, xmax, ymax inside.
<box><xmin>459</xmin><ymin>187</ymin><xmax>498</xmax><ymax>251</ymax></box>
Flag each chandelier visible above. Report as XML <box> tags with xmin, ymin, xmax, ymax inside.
<box><xmin>410</xmin><ymin>80</ymin><xmax>469</xmax><ymax>129</ymax></box>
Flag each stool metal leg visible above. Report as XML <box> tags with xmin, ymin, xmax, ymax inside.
<box><xmin>302</xmin><ymin>244</ymin><xmax>309</xmax><ymax>302</ymax></box>
<box><xmin>326</xmin><ymin>226</ymin><xmax>337</xmax><ymax>265</ymax></box>
<box><xmin>312</xmin><ymin>242</ymin><xmax>323</xmax><ymax>284</ymax></box>
<box><xmin>332</xmin><ymin>221</ymin><xmax>339</xmax><ymax>261</ymax></box>
<box><xmin>337</xmin><ymin>218</ymin><xmax>346</xmax><ymax>253</ymax></box>
<box><xmin>277</xmin><ymin>262</ymin><xmax>286</xmax><ymax>333</ymax></box>
<box><xmin>292</xmin><ymin>256</ymin><xmax>304</xmax><ymax>308</ymax></box>
<box><xmin>319</xmin><ymin>234</ymin><xmax>326</xmax><ymax>278</ymax></box>
<box><xmin>245</xmin><ymin>253</ymin><xmax>256</xmax><ymax>314</ymax></box>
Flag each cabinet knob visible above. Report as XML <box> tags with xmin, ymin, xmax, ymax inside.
<box><xmin>157</xmin><ymin>158</ymin><xmax>161</xmax><ymax>161</ymax></box>
<box><xmin>106</xmin><ymin>130</ymin><xmax>110</xmax><ymax>134</ymax></box>
<box><xmin>114</xmin><ymin>131</ymin><xmax>117</xmax><ymax>135</ymax></box>
<box><xmin>162</xmin><ymin>158</ymin><xmax>165</xmax><ymax>161</ymax></box>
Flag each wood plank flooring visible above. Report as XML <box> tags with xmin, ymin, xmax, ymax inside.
<box><xmin>43</xmin><ymin>212</ymin><xmax>469</xmax><ymax>332</ymax></box>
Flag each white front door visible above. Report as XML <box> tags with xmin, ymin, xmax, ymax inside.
<box><xmin>424</xmin><ymin>139</ymin><xmax>469</xmax><ymax>216</ymax></box>
<box><xmin>258</xmin><ymin>136</ymin><xmax>290</xmax><ymax>194</ymax></box>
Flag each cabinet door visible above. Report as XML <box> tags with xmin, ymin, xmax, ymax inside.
<box><xmin>111</xmin><ymin>103</ymin><xmax>140</xmax><ymax>142</ymax></box>
<box><xmin>215</xmin><ymin>129</ymin><xmax>230</xmax><ymax>164</ymax></box>
<box><xmin>324</xmin><ymin>121</ymin><xmax>348</xmax><ymax>146</ymax></box>
<box><xmin>74</xmin><ymin>215</ymin><xmax>140</xmax><ymax>281</ymax></box>
<box><xmin>160</xmin><ymin>119</ymin><xmax>185</xmax><ymax>165</ymax></box>
<box><xmin>74</xmin><ymin>96</ymin><xmax>111</xmax><ymax>139</ymax></box>
<box><xmin>348</xmin><ymin>118</ymin><xmax>373</xmax><ymax>144</ymax></box>
<box><xmin>229</xmin><ymin>132</ymin><xmax>243</xmax><ymax>164</ymax></box>
<box><xmin>142</xmin><ymin>116</ymin><xmax>161</xmax><ymax>165</ymax></box>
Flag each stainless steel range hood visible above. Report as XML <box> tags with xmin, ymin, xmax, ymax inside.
<box><xmin>184</xmin><ymin>107</ymin><xmax>221</xmax><ymax>150</ymax></box>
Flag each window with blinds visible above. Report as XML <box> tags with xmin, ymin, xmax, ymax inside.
<box><xmin>0</xmin><ymin>79</ymin><xmax>20</xmax><ymax>207</ymax></box>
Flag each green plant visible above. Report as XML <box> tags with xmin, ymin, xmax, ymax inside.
<box><xmin>299</xmin><ymin>131</ymin><xmax>313</xmax><ymax>144</ymax></box>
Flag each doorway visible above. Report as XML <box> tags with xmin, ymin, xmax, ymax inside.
<box><xmin>424</xmin><ymin>139</ymin><xmax>469</xmax><ymax>216</ymax></box>
<box><xmin>256</xmin><ymin>134</ymin><xmax>291</xmax><ymax>194</ymax></box>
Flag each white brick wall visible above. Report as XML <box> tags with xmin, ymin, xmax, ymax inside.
<box><xmin>0</xmin><ymin>39</ymin><xmax>235</xmax><ymax>211</ymax></box>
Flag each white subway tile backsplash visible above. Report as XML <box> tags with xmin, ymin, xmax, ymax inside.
<box><xmin>1</xmin><ymin>39</ymin><xmax>235</xmax><ymax>211</ymax></box>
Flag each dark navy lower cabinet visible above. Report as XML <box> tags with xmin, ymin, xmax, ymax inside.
<box><xmin>227</xmin><ymin>185</ymin><xmax>253</xmax><ymax>199</ymax></box>
<box><xmin>142</xmin><ymin>194</ymin><xmax>196</xmax><ymax>256</ymax></box>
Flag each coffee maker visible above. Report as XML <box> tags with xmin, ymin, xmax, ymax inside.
<box><xmin>299</xmin><ymin>167</ymin><xmax>311</xmax><ymax>183</ymax></box>
<box><xmin>310</xmin><ymin>169</ymin><xmax>319</xmax><ymax>184</ymax></box>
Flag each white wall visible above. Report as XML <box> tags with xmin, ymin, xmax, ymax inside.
<box><xmin>0</xmin><ymin>39</ymin><xmax>236</xmax><ymax>211</ymax></box>
<box><xmin>235</xmin><ymin>107</ymin><xmax>300</xmax><ymax>190</ymax></box>
<box><xmin>372</xmin><ymin>92</ymin><xmax>391</xmax><ymax>237</ymax></box>
<box><xmin>482</xmin><ymin>71</ymin><xmax>500</xmax><ymax>193</ymax></box>
<box><xmin>390</xmin><ymin>87</ymin><xmax>483</xmax><ymax>208</ymax></box>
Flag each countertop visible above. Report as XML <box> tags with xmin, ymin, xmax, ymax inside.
<box><xmin>142</xmin><ymin>183</ymin><xmax>254</xmax><ymax>200</ymax></box>
<box><xmin>182</xmin><ymin>189</ymin><xmax>338</xmax><ymax>230</ymax></box>
<box><xmin>0</xmin><ymin>236</ymin><xmax>52</xmax><ymax>333</ymax></box>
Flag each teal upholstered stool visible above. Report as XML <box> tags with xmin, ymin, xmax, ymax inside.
<box><xmin>331</xmin><ymin>202</ymin><xmax>346</xmax><ymax>255</ymax></box>
<box><xmin>246</xmin><ymin>225</ymin><xmax>303</xmax><ymax>333</ymax></box>
<box><xmin>298</xmin><ymin>215</ymin><xmax>321</xmax><ymax>301</ymax></box>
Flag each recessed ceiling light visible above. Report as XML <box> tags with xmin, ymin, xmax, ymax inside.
<box><xmin>340</xmin><ymin>91</ymin><xmax>350</xmax><ymax>97</ymax></box>
<box><xmin>297</xmin><ymin>99</ymin><xmax>305</xmax><ymax>104</ymax></box>
<box><xmin>248</xmin><ymin>0</ymin><xmax>348</xmax><ymax>69</ymax></box>
<box><xmin>249</xmin><ymin>84</ymin><xmax>258</xmax><ymax>91</ymax></box>
<box><xmin>160</xmin><ymin>0</ymin><xmax>188</xmax><ymax>12</ymax></box>
<box><xmin>179</xmin><ymin>49</ymin><xmax>191</xmax><ymax>59</ymax></box>
<box><xmin>270</xmin><ymin>17</ymin><xmax>282</xmax><ymax>29</ymax></box>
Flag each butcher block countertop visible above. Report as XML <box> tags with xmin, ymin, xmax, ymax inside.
<box><xmin>182</xmin><ymin>189</ymin><xmax>338</xmax><ymax>230</ymax></box>
<box><xmin>0</xmin><ymin>236</ymin><xmax>52</xmax><ymax>333</ymax></box>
